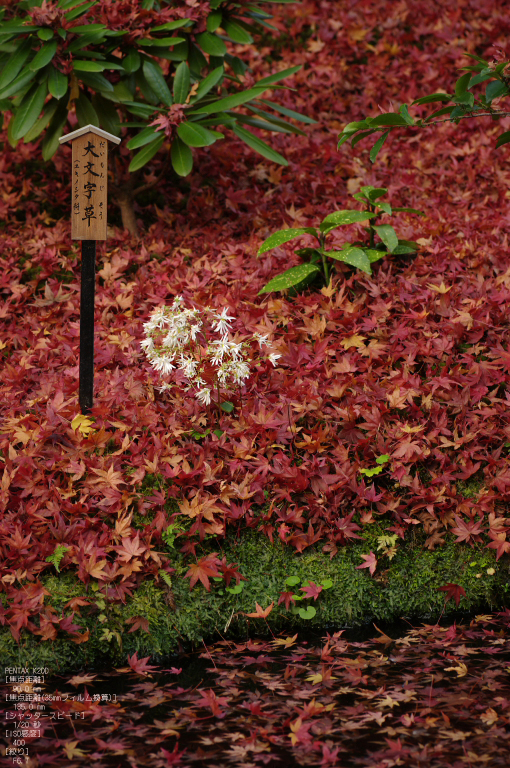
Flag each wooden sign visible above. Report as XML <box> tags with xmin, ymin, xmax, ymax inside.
<box><xmin>59</xmin><ymin>125</ymin><xmax>121</xmax><ymax>240</ymax></box>
<box><xmin>59</xmin><ymin>125</ymin><xmax>121</xmax><ymax>413</ymax></box>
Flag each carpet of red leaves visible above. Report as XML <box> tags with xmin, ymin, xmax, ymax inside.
<box><xmin>1</xmin><ymin>1</ymin><xmax>510</xmax><ymax>758</ymax></box>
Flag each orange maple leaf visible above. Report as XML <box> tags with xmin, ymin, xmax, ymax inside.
<box><xmin>244</xmin><ymin>601</ymin><xmax>274</xmax><ymax>618</ymax></box>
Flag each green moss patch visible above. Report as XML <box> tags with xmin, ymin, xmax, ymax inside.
<box><xmin>2</xmin><ymin>525</ymin><xmax>509</xmax><ymax>672</ymax></box>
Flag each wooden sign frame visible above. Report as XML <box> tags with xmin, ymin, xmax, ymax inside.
<box><xmin>59</xmin><ymin>125</ymin><xmax>121</xmax><ymax>413</ymax></box>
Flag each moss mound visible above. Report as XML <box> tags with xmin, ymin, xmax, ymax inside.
<box><xmin>2</xmin><ymin>523</ymin><xmax>508</xmax><ymax>672</ymax></box>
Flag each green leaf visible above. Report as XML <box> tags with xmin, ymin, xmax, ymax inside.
<box><xmin>128</xmin><ymin>134</ymin><xmax>165</xmax><ymax>172</ymax></box>
<box><xmin>23</xmin><ymin>97</ymin><xmax>60</xmax><ymax>142</ymax></box>
<box><xmin>455</xmin><ymin>71</ymin><xmax>471</xmax><ymax>96</ymax></box>
<box><xmin>223</xmin><ymin>19</ymin><xmax>253</xmax><ymax>44</ymax></box>
<box><xmin>37</xmin><ymin>29</ymin><xmax>54</xmax><ymax>41</ymax></box>
<box><xmin>373</xmin><ymin>224</ymin><xmax>398</xmax><ymax>252</ymax></box>
<box><xmin>351</xmin><ymin>129</ymin><xmax>376</xmax><ymax>147</ymax></box>
<box><xmin>193</xmin><ymin>65</ymin><xmax>224</xmax><ymax>101</ymax></box>
<box><xmin>392</xmin><ymin>243</ymin><xmax>416</xmax><ymax>255</ymax></box>
<box><xmin>206</xmin><ymin>11</ymin><xmax>222</xmax><ymax>32</ymax></box>
<box><xmin>170</xmin><ymin>135</ymin><xmax>193</xmax><ymax>176</ymax></box>
<box><xmin>258</xmin><ymin>98</ymin><xmax>317</xmax><ymax>124</ymax></box>
<box><xmin>325</xmin><ymin>247</ymin><xmax>371</xmax><ymax>274</ymax></box>
<box><xmin>365</xmin><ymin>248</ymin><xmax>387</xmax><ymax>263</ymax></box>
<box><xmin>92</xmin><ymin>92</ymin><xmax>120</xmax><ymax>136</ymax></box>
<box><xmin>11</xmin><ymin>81</ymin><xmax>48</xmax><ymax>140</ymax></box>
<box><xmin>374</xmin><ymin>201</ymin><xmax>391</xmax><ymax>214</ymax></box>
<box><xmin>150</xmin><ymin>20</ymin><xmax>192</xmax><ymax>32</ymax></box>
<box><xmin>258</xmin><ymin>263</ymin><xmax>320</xmax><ymax>294</ymax></box>
<box><xmin>111</xmin><ymin>80</ymin><xmax>134</xmax><ymax>103</ymax></box>
<box><xmin>190</xmin><ymin>86</ymin><xmax>267</xmax><ymax>114</ymax></box>
<box><xmin>255</xmin><ymin>64</ymin><xmax>301</xmax><ymax>87</ymax></box>
<box><xmin>285</xmin><ymin>576</ymin><xmax>301</xmax><ymax>587</ymax></box>
<box><xmin>370</xmin><ymin>130</ymin><xmax>390</xmax><ymax>162</ymax></box>
<box><xmin>142</xmin><ymin>58</ymin><xmax>172</xmax><ymax>106</ymax></box>
<box><xmin>369</xmin><ymin>113</ymin><xmax>408</xmax><ymax>126</ymax></box>
<box><xmin>423</xmin><ymin>105</ymin><xmax>456</xmax><ymax>122</ymax></box>
<box><xmin>226</xmin><ymin>583</ymin><xmax>243</xmax><ymax>594</ymax></box>
<box><xmin>196</xmin><ymin>32</ymin><xmax>227</xmax><ymax>57</ymax></box>
<box><xmin>320</xmin><ymin>210</ymin><xmax>375</xmax><ymax>232</ymax></box>
<box><xmin>220</xmin><ymin>401</ymin><xmax>234</xmax><ymax>413</ymax></box>
<box><xmin>79</xmin><ymin>70</ymin><xmax>114</xmax><ymax>92</ymax></box>
<box><xmin>0</xmin><ymin>38</ymin><xmax>32</xmax><ymax>90</ymax></box>
<box><xmin>392</xmin><ymin>207</ymin><xmax>425</xmax><ymax>216</ymax></box>
<box><xmin>41</xmin><ymin>97</ymin><xmax>68</xmax><ymax>160</ymax></box>
<box><xmin>173</xmin><ymin>61</ymin><xmax>190</xmax><ymax>104</ymax></box>
<box><xmin>412</xmin><ymin>92</ymin><xmax>451</xmax><ymax>106</ymax></box>
<box><xmin>122</xmin><ymin>49</ymin><xmax>141</xmax><ymax>74</ymax></box>
<box><xmin>321</xmin><ymin>579</ymin><xmax>333</xmax><ymax>589</ymax></box>
<box><xmin>177</xmin><ymin>121</ymin><xmax>218</xmax><ymax>147</ymax></box>
<box><xmin>258</xmin><ymin>227</ymin><xmax>318</xmax><ymax>255</ymax></box>
<box><xmin>138</xmin><ymin>36</ymin><xmax>185</xmax><ymax>47</ymax></box>
<box><xmin>213</xmin><ymin>429</ymin><xmax>224</xmax><ymax>438</ymax></box>
<box><xmin>127</xmin><ymin>126</ymin><xmax>162</xmax><ymax>150</ymax></box>
<box><xmin>486</xmin><ymin>79</ymin><xmax>508</xmax><ymax>103</ymax></box>
<box><xmin>0</xmin><ymin>66</ymin><xmax>36</xmax><ymax>100</ymax></box>
<box><xmin>75</xmin><ymin>92</ymin><xmax>99</xmax><ymax>127</ymax></box>
<box><xmin>48</xmin><ymin>66</ymin><xmax>68</xmax><ymax>99</ymax></box>
<box><xmin>245</xmin><ymin>106</ymin><xmax>307</xmax><ymax>136</ymax></box>
<box><xmin>361</xmin><ymin>186</ymin><xmax>387</xmax><ymax>201</ymax></box>
<box><xmin>0</xmin><ymin>24</ymin><xmax>39</xmax><ymax>38</ymax></box>
<box><xmin>64</xmin><ymin>1</ymin><xmax>97</xmax><ymax>21</ymax></box>
<box><xmin>134</xmin><ymin>69</ymin><xmax>158</xmax><ymax>104</ymax></box>
<box><xmin>399</xmin><ymin>103</ymin><xmax>414</xmax><ymax>124</ymax></box>
<box><xmin>232</xmin><ymin>124</ymin><xmax>288</xmax><ymax>165</ymax></box>
<box><xmin>73</xmin><ymin>60</ymin><xmax>107</xmax><ymax>72</ymax></box>
<box><xmin>496</xmin><ymin>130</ymin><xmax>510</xmax><ymax>148</ymax></box>
<box><xmin>376</xmin><ymin>454</ymin><xmax>390</xmax><ymax>464</ymax></box>
<box><xmin>298</xmin><ymin>606</ymin><xmax>316</xmax><ymax>620</ymax></box>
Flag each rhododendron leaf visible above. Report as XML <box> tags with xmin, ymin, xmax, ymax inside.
<box><xmin>0</xmin><ymin>38</ymin><xmax>32</xmax><ymax>90</ymax></box>
<box><xmin>170</xmin><ymin>136</ymin><xmax>193</xmax><ymax>176</ymax></box>
<box><xmin>48</xmin><ymin>66</ymin><xmax>68</xmax><ymax>99</ymax></box>
<box><xmin>196</xmin><ymin>32</ymin><xmax>227</xmax><ymax>57</ymax></box>
<box><xmin>126</xmin><ymin>126</ymin><xmax>161</xmax><ymax>149</ymax></box>
<box><xmin>11</xmin><ymin>81</ymin><xmax>48</xmax><ymax>140</ymax></box>
<box><xmin>143</xmin><ymin>59</ymin><xmax>172</xmax><ymax>106</ymax></box>
<box><xmin>173</xmin><ymin>61</ymin><xmax>190</xmax><ymax>104</ymax></box>
<box><xmin>128</xmin><ymin>134</ymin><xmax>165</xmax><ymax>172</ymax></box>
<box><xmin>29</xmin><ymin>40</ymin><xmax>57</xmax><ymax>71</ymax></box>
<box><xmin>232</xmin><ymin>125</ymin><xmax>288</xmax><ymax>165</ymax></box>
<box><xmin>193</xmin><ymin>66</ymin><xmax>224</xmax><ymax>101</ymax></box>
<box><xmin>177</xmin><ymin>121</ymin><xmax>218</xmax><ymax>147</ymax></box>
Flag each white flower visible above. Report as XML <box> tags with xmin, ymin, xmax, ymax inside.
<box><xmin>212</xmin><ymin>307</ymin><xmax>235</xmax><ymax>336</ymax></box>
<box><xmin>178</xmin><ymin>355</ymin><xmax>199</xmax><ymax>378</ymax></box>
<box><xmin>196</xmin><ymin>387</ymin><xmax>211</xmax><ymax>405</ymax></box>
<box><xmin>228</xmin><ymin>360</ymin><xmax>251</xmax><ymax>384</ymax></box>
<box><xmin>140</xmin><ymin>337</ymin><xmax>154</xmax><ymax>353</ymax></box>
<box><xmin>209</xmin><ymin>337</ymin><xmax>232</xmax><ymax>365</ymax></box>
<box><xmin>268</xmin><ymin>352</ymin><xmax>282</xmax><ymax>366</ymax></box>
<box><xmin>151</xmin><ymin>356</ymin><xmax>176</xmax><ymax>375</ymax></box>
<box><xmin>254</xmin><ymin>333</ymin><xmax>270</xmax><ymax>348</ymax></box>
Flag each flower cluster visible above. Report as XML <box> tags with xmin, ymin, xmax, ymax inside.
<box><xmin>141</xmin><ymin>296</ymin><xmax>281</xmax><ymax>405</ymax></box>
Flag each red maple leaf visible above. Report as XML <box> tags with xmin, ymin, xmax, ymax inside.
<box><xmin>278</xmin><ymin>590</ymin><xmax>297</xmax><ymax>611</ymax></box>
<box><xmin>185</xmin><ymin>554</ymin><xmax>221</xmax><ymax>591</ymax></box>
<box><xmin>299</xmin><ymin>581</ymin><xmax>323</xmax><ymax>601</ymax></box>
<box><xmin>437</xmin><ymin>583</ymin><xmax>466</xmax><ymax>607</ymax></box>
<box><xmin>356</xmin><ymin>551</ymin><xmax>378</xmax><ymax>576</ymax></box>
<box><xmin>127</xmin><ymin>651</ymin><xmax>159</xmax><ymax>676</ymax></box>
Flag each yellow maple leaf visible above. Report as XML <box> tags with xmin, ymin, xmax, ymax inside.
<box><xmin>426</xmin><ymin>281</ymin><xmax>452</xmax><ymax>294</ymax></box>
<box><xmin>71</xmin><ymin>414</ymin><xmax>96</xmax><ymax>437</ymax></box>
<box><xmin>289</xmin><ymin>717</ymin><xmax>303</xmax><ymax>745</ymax></box>
<box><xmin>340</xmin><ymin>334</ymin><xmax>366</xmax><ymax>350</ymax></box>
<box><xmin>64</xmin><ymin>740</ymin><xmax>87</xmax><ymax>759</ymax></box>
<box><xmin>480</xmin><ymin>707</ymin><xmax>498</xmax><ymax>725</ymax></box>
<box><xmin>444</xmin><ymin>662</ymin><xmax>468</xmax><ymax>677</ymax></box>
<box><xmin>305</xmin><ymin>672</ymin><xmax>323</xmax><ymax>685</ymax></box>
<box><xmin>271</xmin><ymin>634</ymin><xmax>298</xmax><ymax>649</ymax></box>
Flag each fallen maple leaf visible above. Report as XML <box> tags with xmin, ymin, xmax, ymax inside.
<box><xmin>244</xmin><ymin>601</ymin><xmax>274</xmax><ymax>618</ymax></box>
<box><xmin>437</xmin><ymin>582</ymin><xmax>466</xmax><ymax>606</ymax></box>
<box><xmin>127</xmin><ymin>651</ymin><xmax>159</xmax><ymax>676</ymax></box>
<box><xmin>356</xmin><ymin>551</ymin><xmax>378</xmax><ymax>576</ymax></box>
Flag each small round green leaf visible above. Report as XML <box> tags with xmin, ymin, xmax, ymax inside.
<box><xmin>298</xmin><ymin>606</ymin><xmax>316</xmax><ymax>620</ymax></box>
<box><xmin>220</xmin><ymin>401</ymin><xmax>234</xmax><ymax>413</ymax></box>
<box><xmin>321</xmin><ymin>579</ymin><xmax>333</xmax><ymax>589</ymax></box>
<box><xmin>285</xmin><ymin>576</ymin><xmax>301</xmax><ymax>587</ymax></box>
